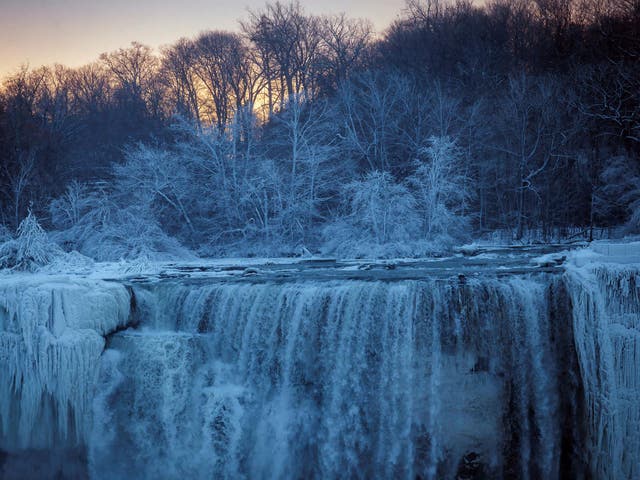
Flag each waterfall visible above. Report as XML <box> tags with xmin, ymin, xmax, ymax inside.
<box><xmin>90</xmin><ymin>275</ymin><xmax>579</xmax><ymax>479</ymax></box>
<box><xmin>3</xmin><ymin>257</ymin><xmax>638</xmax><ymax>479</ymax></box>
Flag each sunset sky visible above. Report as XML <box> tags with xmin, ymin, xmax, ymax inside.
<box><xmin>0</xmin><ymin>0</ymin><xmax>406</xmax><ymax>78</ymax></box>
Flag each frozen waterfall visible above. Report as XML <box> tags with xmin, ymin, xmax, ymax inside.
<box><xmin>0</xmin><ymin>276</ymin><xmax>130</xmax><ymax>478</ymax></box>
<box><xmin>567</xmin><ymin>264</ymin><xmax>640</xmax><ymax>479</ymax></box>
<box><xmin>0</xmin><ymin>251</ymin><xmax>638</xmax><ymax>479</ymax></box>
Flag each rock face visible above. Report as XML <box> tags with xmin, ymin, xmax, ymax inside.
<box><xmin>0</xmin><ymin>252</ymin><xmax>638</xmax><ymax>480</ymax></box>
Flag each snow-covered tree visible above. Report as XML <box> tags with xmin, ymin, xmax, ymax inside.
<box><xmin>324</xmin><ymin>170</ymin><xmax>421</xmax><ymax>257</ymax></box>
<box><xmin>407</xmin><ymin>135</ymin><xmax>471</xmax><ymax>242</ymax></box>
<box><xmin>4</xmin><ymin>150</ymin><xmax>35</xmax><ymax>228</ymax></box>
<box><xmin>0</xmin><ymin>211</ymin><xmax>61</xmax><ymax>271</ymax></box>
<box><xmin>115</xmin><ymin>143</ymin><xmax>196</xmax><ymax>237</ymax></box>
<box><xmin>49</xmin><ymin>180</ymin><xmax>92</xmax><ymax>230</ymax></box>
<box><xmin>265</xmin><ymin>94</ymin><xmax>342</xmax><ymax>246</ymax></box>
<box><xmin>236</xmin><ymin>159</ymin><xmax>285</xmax><ymax>249</ymax></box>
<box><xmin>170</xmin><ymin>117</ymin><xmax>262</xmax><ymax>249</ymax></box>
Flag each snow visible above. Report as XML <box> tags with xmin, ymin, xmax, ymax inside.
<box><xmin>565</xmin><ymin>241</ymin><xmax>640</xmax><ymax>266</ymax></box>
<box><xmin>590</xmin><ymin>240</ymin><xmax>640</xmax><ymax>260</ymax></box>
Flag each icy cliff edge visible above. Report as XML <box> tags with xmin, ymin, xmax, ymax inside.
<box><xmin>0</xmin><ymin>276</ymin><xmax>131</xmax><ymax>450</ymax></box>
<box><xmin>565</xmin><ymin>243</ymin><xmax>640</xmax><ymax>480</ymax></box>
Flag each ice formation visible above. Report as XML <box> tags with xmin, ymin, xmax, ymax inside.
<box><xmin>0</xmin><ymin>276</ymin><xmax>130</xmax><ymax>452</ymax></box>
<box><xmin>566</xmin><ymin>264</ymin><xmax>640</xmax><ymax>479</ymax></box>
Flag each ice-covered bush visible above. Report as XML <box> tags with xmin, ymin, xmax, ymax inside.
<box><xmin>49</xmin><ymin>176</ymin><xmax>193</xmax><ymax>262</ymax></box>
<box><xmin>0</xmin><ymin>224</ymin><xmax>11</xmax><ymax>243</ymax></box>
<box><xmin>53</xmin><ymin>192</ymin><xmax>190</xmax><ymax>262</ymax></box>
<box><xmin>407</xmin><ymin>135</ymin><xmax>471</xmax><ymax>244</ymax></box>
<box><xmin>49</xmin><ymin>180</ymin><xmax>93</xmax><ymax>230</ymax></box>
<box><xmin>76</xmin><ymin>204</ymin><xmax>190</xmax><ymax>262</ymax></box>
<box><xmin>323</xmin><ymin>171</ymin><xmax>422</xmax><ymax>257</ymax></box>
<box><xmin>0</xmin><ymin>211</ymin><xmax>62</xmax><ymax>271</ymax></box>
<box><xmin>597</xmin><ymin>156</ymin><xmax>640</xmax><ymax>233</ymax></box>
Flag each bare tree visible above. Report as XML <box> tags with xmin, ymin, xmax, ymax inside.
<box><xmin>243</xmin><ymin>2</ymin><xmax>324</xmax><ymax>106</ymax></box>
<box><xmin>320</xmin><ymin>14</ymin><xmax>373</xmax><ymax>89</ymax></box>
<box><xmin>490</xmin><ymin>73</ymin><xmax>567</xmax><ymax>238</ymax></box>
<box><xmin>338</xmin><ymin>71</ymin><xmax>410</xmax><ymax>172</ymax></box>
<box><xmin>576</xmin><ymin>62</ymin><xmax>640</xmax><ymax>146</ymax></box>
<box><xmin>100</xmin><ymin>42</ymin><xmax>161</xmax><ymax>115</ymax></box>
<box><xmin>192</xmin><ymin>32</ymin><xmax>251</xmax><ymax>129</ymax></box>
<box><xmin>161</xmin><ymin>38</ymin><xmax>203</xmax><ymax>129</ymax></box>
<box><xmin>68</xmin><ymin>63</ymin><xmax>112</xmax><ymax>115</ymax></box>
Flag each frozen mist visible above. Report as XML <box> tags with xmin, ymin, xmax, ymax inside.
<box><xmin>0</xmin><ymin>247</ymin><xmax>639</xmax><ymax>479</ymax></box>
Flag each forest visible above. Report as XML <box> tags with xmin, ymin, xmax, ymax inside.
<box><xmin>0</xmin><ymin>0</ymin><xmax>639</xmax><ymax>260</ymax></box>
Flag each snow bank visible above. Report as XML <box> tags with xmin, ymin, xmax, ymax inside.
<box><xmin>0</xmin><ymin>276</ymin><xmax>131</xmax><ymax>451</ymax></box>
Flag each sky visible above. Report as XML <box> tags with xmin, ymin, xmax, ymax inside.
<box><xmin>0</xmin><ymin>0</ymin><xmax>406</xmax><ymax>78</ymax></box>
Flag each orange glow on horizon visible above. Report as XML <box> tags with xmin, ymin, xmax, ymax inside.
<box><xmin>0</xmin><ymin>0</ymin><xmax>405</xmax><ymax>79</ymax></box>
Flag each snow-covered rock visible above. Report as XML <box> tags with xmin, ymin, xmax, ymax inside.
<box><xmin>591</xmin><ymin>241</ymin><xmax>640</xmax><ymax>258</ymax></box>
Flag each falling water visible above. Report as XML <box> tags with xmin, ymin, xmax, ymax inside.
<box><xmin>87</xmin><ymin>275</ymin><xmax>580</xmax><ymax>479</ymax></box>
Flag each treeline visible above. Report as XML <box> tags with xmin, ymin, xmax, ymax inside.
<box><xmin>0</xmin><ymin>0</ymin><xmax>639</xmax><ymax>258</ymax></box>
